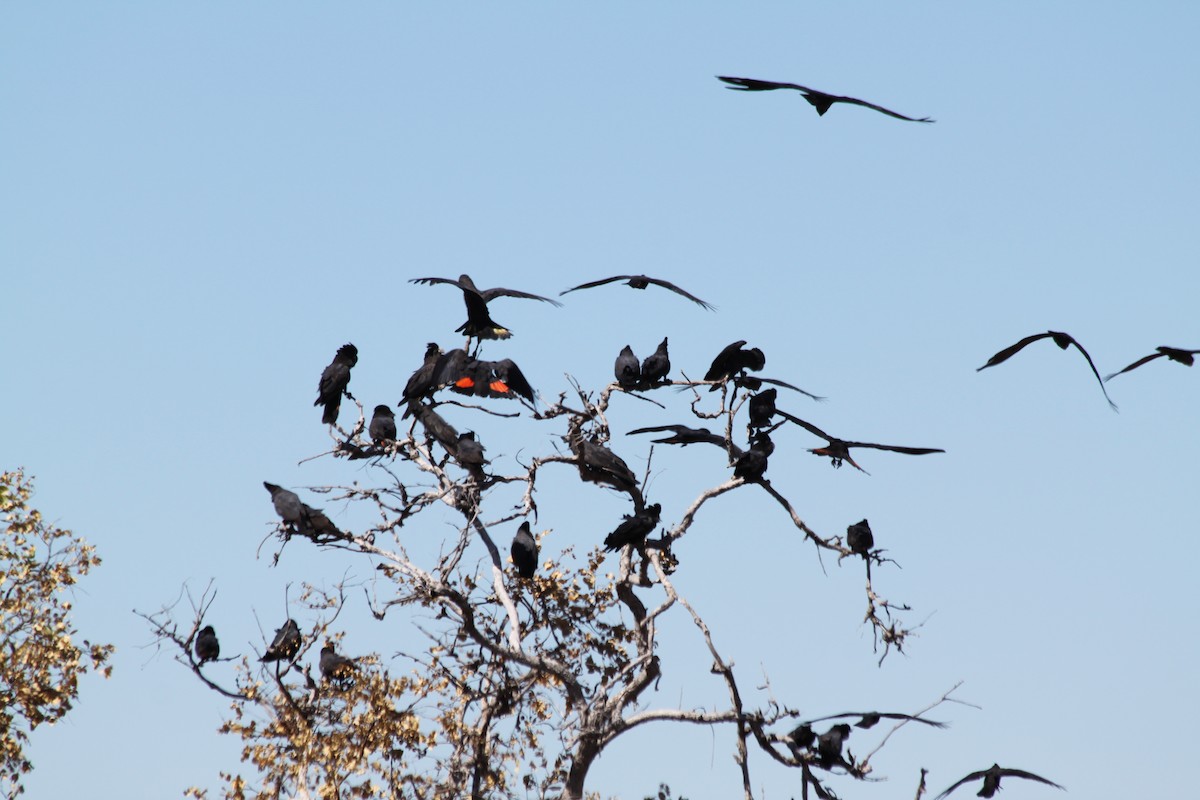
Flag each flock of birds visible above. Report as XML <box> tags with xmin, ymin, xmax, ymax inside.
<box><xmin>256</xmin><ymin>260</ymin><xmax>1195</xmax><ymax>797</ymax></box>
<box><xmin>190</xmin><ymin>73</ymin><xmax>1192</xmax><ymax>800</ymax></box>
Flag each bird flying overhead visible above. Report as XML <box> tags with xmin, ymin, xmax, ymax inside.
<box><xmin>718</xmin><ymin>75</ymin><xmax>934</xmax><ymax>123</ymax></box>
<box><xmin>314</xmin><ymin>343</ymin><xmax>358</xmax><ymax>425</ymax></box>
<box><xmin>194</xmin><ymin>625</ymin><xmax>220</xmax><ymax>664</ymax></box>
<box><xmin>934</xmin><ymin>764</ymin><xmax>1063</xmax><ymax>799</ymax></box>
<box><xmin>410</xmin><ymin>274</ymin><xmax>561</xmax><ymax>342</ymax></box>
<box><xmin>1105</xmin><ymin>345</ymin><xmax>1200</xmax><ymax>381</ymax></box>
<box><xmin>560</xmin><ymin>275</ymin><xmax>715</xmax><ymax>310</ymax></box>
<box><xmin>779</xmin><ymin>414</ymin><xmax>944</xmax><ymax>474</ymax></box>
<box><xmin>510</xmin><ymin>521</ymin><xmax>538</xmax><ymax>579</ymax></box>
<box><xmin>261</xmin><ymin>619</ymin><xmax>302</xmax><ymax>663</ymax></box>
<box><xmin>977</xmin><ymin>330</ymin><xmax>1117</xmax><ymax>410</ymax></box>
<box><xmin>627</xmin><ymin>424</ymin><xmax>726</xmax><ymax>448</ymax></box>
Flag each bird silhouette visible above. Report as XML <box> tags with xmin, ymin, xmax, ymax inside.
<box><xmin>261</xmin><ymin>619</ymin><xmax>302</xmax><ymax>663</ymax></box>
<box><xmin>934</xmin><ymin>764</ymin><xmax>1063</xmax><ymax>799</ymax></box>
<box><xmin>733</xmin><ymin>432</ymin><xmax>773</xmax><ymax>482</ymax></box>
<box><xmin>615</xmin><ymin>345</ymin><xmax>642</xmax><ymax>389</ymax></box>
<box><xmin>603</xmin><ymin>503</ymin><xmax>662</xmax><ymax>551</ymax></box>
<box><xmin>569</xmin><ymin>426</ymin><xmax>641</xmax><ymax>501</ymax></box>
<box><xmin>194</xmin><ymin>625</ymin><xmax>220</xmax><ymax>664</ymax></box>
<box><xmin>408</xmin><ymin>402</ymin><xmax>461</xmax><ymax>456</ymax></box>
<box><xmin>779</xmin><ymin>415</ymin><xmax>944</xmax><ymax>474</ymax></box>
<box><xmin>718</xmin><ymin>76</ymin><xmax>934</xmax><ymax>123</ymax></box>
<box><xmin>263</xmin><ymin>482</ymin><xmax>345</xmax><ymax>540</ymax></box>
<box><xmin>510</xmin><ymin>521</ymin><xmax>538</xmax><ymax>579</ymax></box>
<box><xmin>1105</xmin><ymin>345</ymin><xmax>1200</xmax><ymax>381</ymax></box>
<box><xmin>401</xmin><ymin>343</ymin><xmax>445</xmax><ymax>413</ymax></box>
<box><xmin>977</xmin><ymin>330</ymin><xmax>1117</xmax><ymax>411</ymax></box>
<box><xmin>432</xmin><ymin>350</ymin><xmax>537</xmax><ymax>405</ymax></box>
<box><xmin>627</xmin><ymin>424</ymin><xmax>726</xmax><ymax>447</ymax></box>
<box><xmin>705</xmin><ymin>340</ymin><xmax>765</xmax><ymax>385</ymax></box>
<box><xmin>410</xmin><ymin>273</ymin><xmax>561</xmax><ymax>343</ymax></box>
<box><xmin>314</xmin><ymin>343</ymin><xmax>358</xmax><ymax>425</ymax></box>
<box><xmin>454</xmin><ymin>431</ymin><xmax>488</xmax><ymax>481</ymax></box>
<box><xmin>846</xmin><ymin>520</ymin><xmax>874</xmax><ymax>559</ymax></box>
<box><xmin>639</xmin><ymin>337</ymin><xmax>671</xmax><ymax>386</ymax></box>
<box><xmin>748</xmin><ymin>388</ymin><xmax>779</xmax><ymax>429</ymax></box>
<box><xmin>319</xmin><ymin>644</ymin><xmax>359</xmax><ymax>688</ymax></box>
<box><xmin>816</xmin><ymin>723</ymin><xmax>854</xmax><ymax>770</ymax></box>
<box><xmin>369</xmin><ymin>405</ymin><xmax>396</xmax><ymax>444</ymax></box>
<box><xmin>560</xmin><ymin>275</ymin><xmax>714</xmax><ymax>310</ymax></box>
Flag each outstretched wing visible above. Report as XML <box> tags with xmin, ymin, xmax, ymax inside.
<box><xmin>934</xmin><ymin>770</ymin><xmax>988</xmax><ymax>800</ymax></box>
<box><xmin>409</xmin><ymin>275</ymin><xmax>463</xmax><ymax>290</ymax></box>
<box><xmin>560</xmin><ymin>275</ymin><xmax>633</xmax><ymax>295</ymax></box>
<box><xmin>829</xmin><ymin>93</ymin><xmax>935</xmax><ymax>123</ymax></box>
<box><xmin>844</xmin><ymin>442</ymin><xmax>945</xmax><ymax>456</ymax></box>
<box><xmin>1104</xmin><ymin>352</ymin><xmax>1165</xmax><ymax>381</ymax></box>
<box><xmin>775</xmin><ymin>411</ymin><xmax>835</xmax><ymax>442</ymax></box>
<box><xmin>803</xmin><ymin>711</ymin><xmax>947</xmax><ymax>728</ymax></box>
<box><xmin>995</xmin><ymin>767</ymin><xmax>1064</xmax><ymax>790</ymax></box>
<box><xmin>718</xmin><ymin>75</ymin><xmax>809</xmax><ymax>92</ymax></box>
<box><xmin>477</xmin><ymin>286</ymin><xmax>563</xmax><ymax>306</ymax></box>
<box><xmin>1064</xmin><ymin>337</ymin><xmax>1119</xmax><ymax>410</ymax></box>
<box><xmin>977</xmin><ymin>332</ymin><xmax>1057</xmax><ymax>371</ymax></box>
<box><xmin>639</xmin><ymin>276</ymin><xmax>715</xmax><ymax>310</ymax></box>
<box><xmin>742</xmin><ymin>375</ymin><xmax>826</xmax><ymax>402</ymax></box>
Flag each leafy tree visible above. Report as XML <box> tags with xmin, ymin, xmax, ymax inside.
<box><xmin>143</xmin><ymin>336</ymin><xmax>960</xmax><ymax>800</ymax></box>
<box><xmin>0</xmin><ymin>469</ymin><xmax>114</xmax><ymax>798</ymax></box>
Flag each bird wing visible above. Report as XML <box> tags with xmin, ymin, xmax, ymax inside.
<box><xmin>491</xmin><ymin>359</ymin><xmax>536</xmax><ymax>403</ymax></box>
<box><xmin>559</xmin><ymin>275</ymin><xmax>633</xmax><ymax>295</ymax></box>
<box><xmin>977</xmin><ymin>332</ymin><xmax>1058</xmax><ymax>371</ymax></box>
<box><xmin>830</xmin><ymin>93</ymin><xmax>935</xmax><ymax>123</ymax></box>
<box><xmin>802</xmin><ymin>712</ymin><xmax>946</xmax><ymax>727</ymax></box>
<box><xmin>934</xmin><ymin>770</ymin><xmax>987</xmax><ymax>800</ymax></box>
<box><xmin>753</xmin><ymin>376</ymin><xmax>826</xmax><ymax>401</ymax></box>
<box><xmin>639</xmin><ymin>277</ymin><xmax>715</xmax><ymax>310</ymax></box>
<box><xmin>409</xmin><ymin>276</ymin><xmax>464</xmax><ymax>290</ymax></box>
<box><xmin>718</xmin><ymin>75</ymin><xmax>810</xmax><ymax>92</ymax></box>
<box><xmin>776</xmin><ymin>411</ymin><xmax>835</xmax><ymax>442</ymax></box>
<box><xmin>1064</xmin><ymin>337</ymin><xmax>1119</xmax><ymax>410</ymax></box>
<box><xmin>1104</xmin><ymin>352</ymin><xmax>1164</xmax><ymax>381</ymax></box>
<box><xmin>995</xmin><ymin>768</ymin><xmax>1064</xmax><ymax>790</ymax></box>
<box><xmin>477</xmin><ymin>286</ymin><xmax>563</xmax><ymax>306</ymax></box>
<box><xmin>627</xmin><ymin>425</ymin><xmax>725</xmax><ymax>447</ymax></box>
<box><xmin>844</xmin><ymin>442</ymin><xmax>945</xmax><ymax>456</ymax></box>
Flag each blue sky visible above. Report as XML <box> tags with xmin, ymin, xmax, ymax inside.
<box><xmin>3</xmin><ymin>3</ymin><xmax>1198</xmax><ymax>798</ymax></box>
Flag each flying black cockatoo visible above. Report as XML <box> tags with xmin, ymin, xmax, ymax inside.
<box><xmin>369</xmin><ymin>405</ymin><xmax>396</xmax><ymax>444</ymax></box>
<box><xmin>603</xmin><ymin>503</ymin><xmax>662</xmax><ymax>552</ymax></box>
<box><xmin>977</xmin><ymin>330</ymin><xmax>1117</xmax><ymax>411</ymax></box>
<box><xmin>934</xmin><ymin>764</ymin><xmax>1064</xmax><ymax>799</ymax></box>
<box><xmin>778</xmin><ymin>415</ymin><xmax>944</xmax><ymax>474</ymax></box>
<box><xmin>314</xmin><ymin>343</ymin><xmax>358</xmax><ymax>424</ymax></box>
<box><xmin>261</xmin><ymin>619</ymin><xmax>302</xmax><ymax>663</ymax></box>
<box><xmin>1105</xmin><ymin>345</ymin><xmax>1200</xmax><ymax>381</ymax></box>
<box><xmin>718</xmin><ymin>76</ymin><xmax>934</xmax><ymax>123</ymax></box>
<box><xmin>510</xmin><ymin>521</ymin><xmax>538</xmax><ymax>579</ymax></box>
<box><xmin>319</xmin><ymin>644</ymin><xmax>359</xmax><ymax>688</ymax></box>
<box><xmin>409</xmin><ymin>273</ymin><xmax>561</xmax><ymax>343</ymax></box>
<box><xmin>560</xmin><ymin>274</ymin><xmax>715</xmax><ymax>310</ymax></box>
<box><xmin>615</xmin><ymin>345</ymin><xmax>641</xmax><ymax>389</ymax></box>
<box><xmin>627</xmin><ymin>424</ymin><xmax>726</xmax><ymax>447</ymax></box>
<box><xmin>194</xmin><ymin>625</ymin><xmax>220</xmax><ymax>664</ymax></box>
<box><xmin>639</xmin><ymin>337</ymin><xmax>671</xmax><ymax>386</ymax></box>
